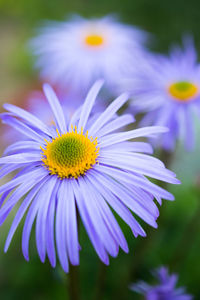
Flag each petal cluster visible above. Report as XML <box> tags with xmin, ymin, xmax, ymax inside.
<box><xmin>0</xmin><ymin>81</ymin><xmax>179</xmax><ymax>272</ymax></box>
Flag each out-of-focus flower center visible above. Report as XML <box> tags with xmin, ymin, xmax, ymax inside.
<box><xmin>85</xmin><ymin>34</ymin><xmax>104</xmax><ymax>47</ymax></box>
<box><xmin>41</xmin><ymin>126</ymin><xmax>99</xmax><ymax>179</ymax></box>
<box><xmin>168</xmin><ymin>81</ymin><xmax>198</xmax><ymax>102</ymax></box>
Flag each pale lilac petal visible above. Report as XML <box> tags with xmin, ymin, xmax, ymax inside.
<box><xmin>88</xmin><ymin>170</ymin><xmax>146</xmax><ymax>237</ymax></box>
<box><xmin>0</xmin><ymin>170</ymin><xmax>48</xmax><ymax>223</ymax></box>
<box><xmin>97</xmin><ymin>114</ymin><xmax>134</xmax><ymax>138</ymax></box>
<box><xmin>43</xmin><ymin>83</ymin><xmax>66</xmax><ymax>133</ymax></box>
<box><xmin>102</xmin><ymin>141</ymin><xmax>153</xmax><ymax>154</ymax></box>
<box><xmin>4</xmin><ymin>177</ymin><xmax>48</xmax><ymax>252</ymax></box>
<box><xmin>72</xmin><ymin>179</ymin><xmax>109</xmax><ymax>265</ymax></box>
<box><xmin>56</xmin><ymin>180</ymin><xmax>69</xmax><ymax>272</ymax></box>
<box><xmin>3</xmin><ymin>103</ymin><xmax>52</xmax><ymax>136</ymax></box>
<box><xmin>0</xmin><ymin>153</ymin><xmax>41</xmax><ymax>165</ymax></box>
<box><xmin>91</xmin><ymin>170</ymin><xmax>158</xmax><ymax>228</ymax></box>
<box><xmin>78</xmin><ymin>177</ymin><xmax>119</xmax><ymax>257</ymax></box>
<box><xmin>96</xmin><ymin>165</ymin><xmax>174</xmax><ymax>201</ymax></box>
<box><xmin>46</xmin><ymin>179</ymin><xmax>60</xmax><ymax>267</ymax></box>
<box><xmin>88</xmin><ymin>92</ymin><xmax>129</xmax><ymax>136</ymax></box>
<box><xmin>99</xmin><ymin>126</ymin><xmax>168</xmax><ymax>148</ymax></box>
<box><xmin>99</xmin><ymin>157</ymin><xmax>180</xmax><ymax>184</ymax></box>
<box><xmin>86</xmin><ymin>175</ymin><xmax>128</xmax><ymax>253</ymax></box>
<box><xmin>183</xmin><ymin>106</ymin><xmax>195</xmax><ymax>151</ymax></box>
<box><xmin>0</xmin><ymin>167</ymin><xmax>47</xmax><ymax>196</ymax></box>
<box><xmin>0</xmin><ymin>164</ymin><xmax>24</xmax><ymax>180</ymax></box>
<box><xmin>22</xmin><ymin>184</ymin><xmax>45</xmax><ymax>260</ymax></box>
<box><xmin>4</xmin><ymin>141</ymin><xmax>40</xmax><ymax>155</ymax></box>
<box><xmin>65</xmin><ymin>180</ymin><xmax>79</xmax><ymax>265</ymax></box>
<box><xmin>36</xmin><ymin>176</ymin><xmax>57</xmax><ymax>263</ymax></box>
<box><xmin>0</xmin><ymin>113</ymin><xmax>45</xmax><ymax>143</ymax></box>
<box><xmin>78</xmin><ymin>80</ymin><xmax>104</xmax><ymax>131</ymax></box>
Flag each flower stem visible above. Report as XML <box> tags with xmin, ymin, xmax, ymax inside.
<box><xmin>68</xmin><ymin>209</ymin><xmax>80</xmax><ymax>300</ymax></box>
<box><xmin>93</xmin><ymin>261</ymin><xmax>107</xmax><ymax>300</ymax></box>
<box><xmin>68</xmin><ymin>264</ymin><xmax>80</xmax><ymax>300</ymax></box>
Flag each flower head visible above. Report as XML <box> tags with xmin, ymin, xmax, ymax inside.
<box><xmin>0</xmin><ymin>81</ymin><xmax>179</xmax><ymax>272</ymax></box>
<box><xmin>124</xmin><ymin>37</ymin><xmax>200</xmax><ymax>151</ymax></box>
<box><xmin>130</xmin><ymin>266</ymin><xmax>193</xmax><ymax>300</ymax></box>
<box><xmin>29</xmin><ymin>15</ymin><xmax>148</xmax><ymax>93</ymax></box>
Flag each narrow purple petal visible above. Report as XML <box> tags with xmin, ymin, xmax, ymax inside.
<box><xmin>78</xmin><ymin>80</ymin><xmax>104</xmax><ymax>132</ymax></box>
<box><xmin>88</xmin><ymin>170</ymin><xmax>146</xmax><ymax>237</ymax></box>
<box><xmin>3</xmin><ymin>103</ymin><xmax>52</xmax><ymax>136</ymax></box>
<box><xmin>4</xmin><ymin>177</ymin><xmax>48</xmax><ymax>252</ymax></box>
<box><xmin>96</xmin><ymin>165</ymin><xmax>174</xmax><ymax>201</ymax></box>
<box><xmin>56</xmin><ymin>180</ymin><xmax>69</xmax><ymax>272</ymax></box>
<box><xmin>72</xmin><ymin>179</ymin><xmax>109</xmax><ymax>265</ymax></box>
<box><xmin>99</xmin><ymin>157</ymin><xmax>180</xmax><ymax>184</ymax></box>
<box><xmin>0</xmin><ymin>170</ymin><xmax>48</xmax><ymax>223</ymax></box>
<box><xmin>46</xmin><ymin>179</ymin><xmax>60</xmax><ymax>267</ymax></box>
<box><xmin>0</xmin><ymin>153</ymin><xmax>41</xmax><ymax>164</ymax></box>
<box><xmin>78</xmin><ymin>177</ymin><xmax>118</xmax><ymax>257</ymax></box>
<box><xmin>91</xmin><ymin>170</ymin><xmax>158</xmax><ymax>228</ymax></box>
<box><xmin>36</xmin><ymin>176</ymin><xmax>57</xmax><ymax>263</ymax></box>
<box><xmin>99</xmin><ymin>126</ymin><xmax>168</xmax><ymax>148</ymax></box>
<box><xmin>43</xmin><ymin>83</ymin><xmax>66</xmax><ymax>133</ymax></box>
<box><xmin>4</xmin><ymin>141</ymin><xmax>40</xmax><ymax>155</ymax></box>
<box><xmin>0</xmin><ymin>114</ymin><xmax>45</xmax><ymax>143</ymax></box>
<box><xmin>65</xmin><ymin>180</ymin><xmax>79</xmax><ymax>266</ymax></box>
<box><xmin>86</xmin><ymin>175</ymin><xmax>128</xmax><ymax>253</ymax></box>
<box><xmin>88</xmin><ymin>92</ymin><xmax>129</xmax><ymax>136</ymax></box>
<box><xmin>97</xmin><ymin>114</ymin><xmax>134</xmax><ymax>138</ymax></box>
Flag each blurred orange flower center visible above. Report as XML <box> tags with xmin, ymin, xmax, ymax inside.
<box><xmin>168</xmin><ymin>81</ymin><xmax>198</xmax><ymax>102</ymax></box>
<box><xmin>85</xmin><ymin>34</ymin><xmax>104</xmax><ymax>47</ymax></box>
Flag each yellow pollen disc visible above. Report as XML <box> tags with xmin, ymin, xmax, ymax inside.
<box><xmin>168</xmin><ymin>81</ymin><xmax>198</xmax><ymax>102</ymax></box>
<box><xmin>41</xmin><ymin>126</ymin><xmax>99</xmax><ymax>179</ymax></box>
<box><xmin>85</xmin><ymin>34</ymin><xmax>104</xmax><ymax>47</ymax></box>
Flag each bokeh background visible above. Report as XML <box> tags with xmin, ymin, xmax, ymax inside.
<box><xmin>0</xmin><ymin>0</ymin><xmax>200</xmax><ymax>299</ymax></box>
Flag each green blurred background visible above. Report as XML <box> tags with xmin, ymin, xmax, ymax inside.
<box><xmin>0</xmin><ymin>0</ymin><xmax>200</xmax><ymax>299</ymax></box>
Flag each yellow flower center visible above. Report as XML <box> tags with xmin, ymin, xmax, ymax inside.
<box><xmin>168</xmin><ymin>81</ymin><xmax>198</xmax><ymax>102</ymax></box>
<box><xmin>85</xmin><ymin>34</ymin><xmax>104</xmax><ymax>47</ymax></box>
<box><xmin>41</xmin><ymin>126</ymin><xmax>99</xmax><ymax>179</ymax></box>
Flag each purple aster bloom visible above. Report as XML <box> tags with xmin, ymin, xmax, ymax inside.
<box><xmin>0</xmin><ymin>80</ymin><xmax>179</xmax><ymax>272</ymax></box>
<box><xmin>29</xmin><ymin>15</ymin><xmax>149</xmax><ymax>93</ymax></box>
<box><xmin>130</xmin><ymin>266</ymin><xmax>193</xmax><ymax>300</ymax></box>
<box><xmin>123</xmin><ymin>37</ymin><xmax>200</xmax><ymax>151</ymax></box>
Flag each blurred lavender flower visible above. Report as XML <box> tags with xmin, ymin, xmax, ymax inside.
<box><xmin>123</xmin><ymin>37</ymin><xmax>200</xmax><ymax>151</ymax></box>
<box><xmin>0</xmin><ymin>81</ymin><xmax>179</xmax><ymax>272</ymax></box>
<box><xmin>29</xmin><ymin>15</ymin><xmax>148</xmax><ymax>93</ymax></box>
<box><xmin>130</xmin><ymin>266</ymin><xmax>193</xmax><ymax>300</ymax></box>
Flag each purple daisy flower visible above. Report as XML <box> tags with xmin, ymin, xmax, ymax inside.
<box><xmin>0</xmin><ymin>81</ymin><xmax>179</xmax><ymax>272</ymax></box>
<box><xmin>29</xmin><ymin>15</ymin><xmax>149</xmax><ymax>93</ymax></box>
<box><xmin>130</xmin><ymin>266</ymin><xmax>193</xmax><ymax>300</ymax></box>
<box><xmin>124</xmin><ymin>37</ymin><xmax>200</xmax><ymax>151</ymax></box>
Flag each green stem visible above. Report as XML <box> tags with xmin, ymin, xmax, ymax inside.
<box><xmin>68</xmin><ymin>264</ymin><xmax>80</xmax><ymax>300</ymax></box>
<box><xmin>93</xmin><ymin>261</ymin><xmax>107</xmax><ymax>300</ymax></box>
<box><xmin>68</xmin><ymin>209</ymin><xmax>80</xmax><ymax>300</ymax></box>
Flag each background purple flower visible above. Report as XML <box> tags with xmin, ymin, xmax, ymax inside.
<box><xmin>121</xmin><ymin>37</ymin><xmax>200</xmax><ymax>151</ymax></box>
<box><xmin>130</xmin><ymin>266</ymin><xmax>193</xmax><ymax>300</ymax></box>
